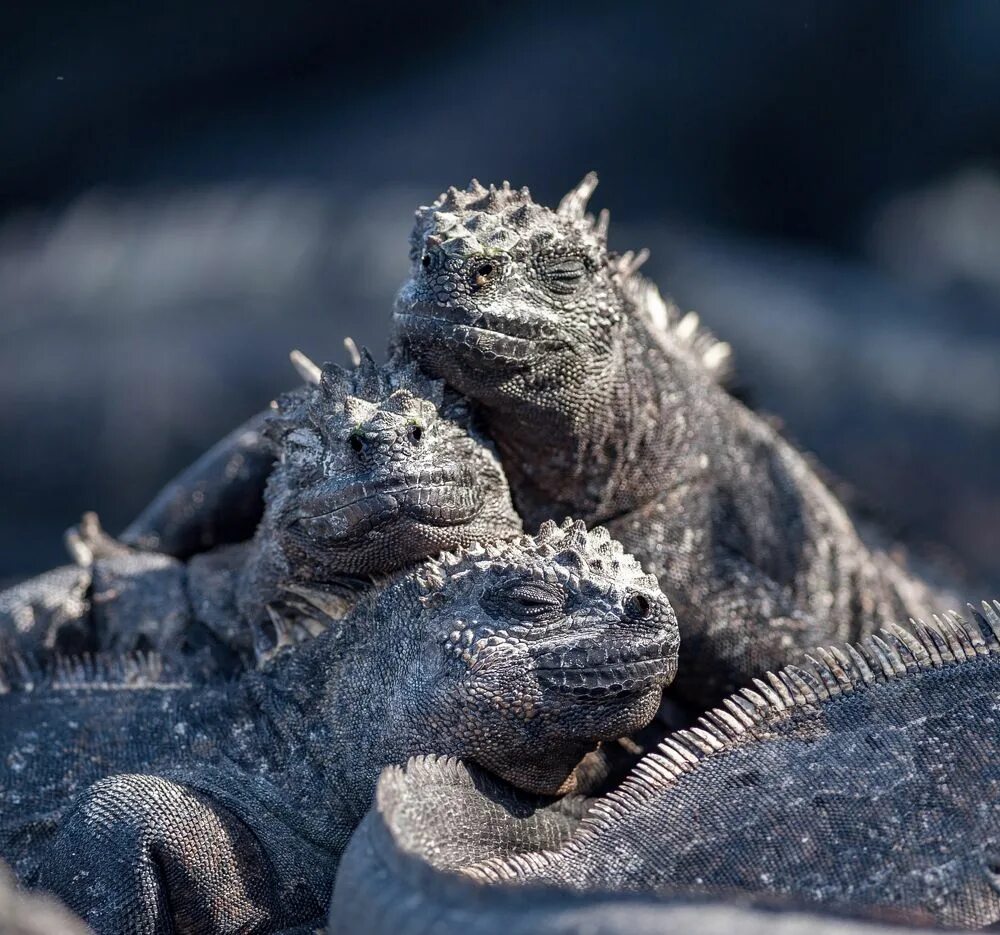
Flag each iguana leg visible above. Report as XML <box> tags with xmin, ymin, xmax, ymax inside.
<box><xmin>120</xmin><ymin>410</ymin><xmax>274</xmax><ymax>560</ymax></box>
<box><xmin>39</xmin><ymin>775</ymin><xmax>290</xmax><ymax>934</ymax></box>
<box><xmin>63</xmin><ymin>512</ymin><xmax>195</xmax><ymax>656</ymax></box>
<box><xmin>0</xmin><ymin>521</ymin><xmax>194</xmax><ymax>662</ymax></box>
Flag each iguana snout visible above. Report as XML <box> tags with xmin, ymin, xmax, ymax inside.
<box><xmin>291</xmin><ymin>463</ymin><xmax>483</xmax><ymax>542</ymax></box>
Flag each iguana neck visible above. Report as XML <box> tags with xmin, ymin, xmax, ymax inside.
<box><xmin>233</xmin><ymin>573</ymin><xmax>424</xmax><ymax>823</ymax></box>
<box><xmin>491</xmin><ymin>317</ymin><xmax>715</xmax><ymax>527</ymax></box>
<box><xmin>234</xmin><ymin>520</ymin><xmax>288</xmax><ymax>627</ymax></box>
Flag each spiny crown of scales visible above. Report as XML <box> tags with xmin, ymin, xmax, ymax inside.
<box><xmin>268</xmin><ymin>349</ymin><xmax>447</xmax><ymax>439</ymax></box>
<box><xmin>0</xmin><ymin>651</ymin><xmax>190</xmax><ymax>694</ymax></box>
<box><xmin>414</xmin><ymin>517</ymin><xmax>660</xmax><ymax>603</ymax></box>
<box><xmin>413</xmin><ymin>174</ymin><xmax>731</xmax><ymax>381</ymax></box>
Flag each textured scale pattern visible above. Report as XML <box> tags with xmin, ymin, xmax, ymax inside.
<box><xmin>0</xmin><ymin>351</ymin><xmax>523</xmax><ymax>670</ymax></box>
<box><xmin>262</xmin><ymin>347</ymin><xmax>522</xmax><ymax>579</ymax></box>
<box><xmin>102</xmin><ymin>172</ymin><xmax>952</xmax><ymax>705</ymax></box>
<box><xmin>393</xmin><ymin>173</ymin><xmax>950</xmax><ymax>707</ymax></box>
<box><xmin>3</xmin><ymin>174</ymin><xmax>984</xmax><ymax>933</ymax></box>
<box><xmin>453</xmin><ymin>603</ymin><xmax>1000</xmax><ymax>928</ymax></box>
<box><xmin>0</xmin><ymin>529</ymin><xmax>678</xmax><ymax>932</ymax></box>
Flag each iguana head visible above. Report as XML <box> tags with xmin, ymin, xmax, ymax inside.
<box><xmin>393</xmin><ymin>174</ymin><xmax>631</xmax><ymax>406</ymax></box>
<box><xmin>392</xmin><ymin>517</ymin><xmax>679</xmax><ymax>795</ymax></box>
<box><xmin>262</xmin><ymin>350</ymin><xmax>522</xmax><ymax>576</ymax></box>
<box><xmin>392</xmin><ymin>175</ymin><xmax>730</xmax><ymax>521</ymax></box>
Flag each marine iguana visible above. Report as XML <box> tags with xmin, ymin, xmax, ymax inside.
<box><xmin>332</xmin><ymin>602</ymin><xmax>1000</xmax><ymax>931</ymax></box>
<box><xmin>115</xmin><ymin>176</ymin><xmax>948</xmax><ymax>706</ymax></box>
<box><xmin>0</xmin><ymin>351</ymin><xmax>522</xmax><ymax>665</ymax></box>
<box><xmin>392</xmin><ymin>174</ymin><xmax>947</xmax><ymax>705</ymax></box>
<box><xmin>331</xmin><ymin>765</ymin><xmax>935</xmax><ymax>935</ymax></box>
<box><xmin>1</xmin><ymin>519</ymin><xmax>678</xmax><ymax>933</ymax></box>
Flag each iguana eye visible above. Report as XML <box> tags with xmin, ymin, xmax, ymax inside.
<box><xmin>538</xmin><ymin>253</ymin><xmax>588</xmax><ymax>295</ymax></box>
<box><xmin>506</xmin><ymin>582</ymin><xmax>564</xmax><ymax>616</ymax></box>
<box><xmin>482</xmin><ymin>580</ymin><xmax>565</xmax><ymax>620</ymax></box>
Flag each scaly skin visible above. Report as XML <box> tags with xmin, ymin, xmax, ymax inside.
<box><xmin>0</xmin><ymin>352</ymin><xmax>523</xmax><ymax>665</ymax></box>
<box><xmin>332</xmin><ymin>762</ymin><xmax>935</xmax><ymax>935</ymax></box>
<box><xmin>392</xmin><ymin>175</ymin><xmax>947</xmax><ymax>705</ymax></box>
<box><xmin>1</xmin><ymin>520</ymin><xmax>678</xmax><ymax>933</ymax></box>
<box><xmin>108</xmin><ymin>177</ymin><xmax>947</xmax><ymax>704</ymax></box>
<box><xmin>338</xmin><ymin>603</ymin><xmax>1000</xmax><ymax>931</ymax></box>
<box><xmin>251</xmin><ymin>348</ymin><xmax>520</xmax><ymax>588</ymax></box>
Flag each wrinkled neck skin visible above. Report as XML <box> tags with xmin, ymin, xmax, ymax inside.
<box><xmin>234</xmin><ymin>523</ymin><xmax>290</xmax><ymax>627</ymax></box>
<box><xmin>226</xmin><ymin>574</ymin><xmax>426</xmax><ymax>851</ymax></box>
<box><xmin>233</xmin><ymin>470</ymin><xmax>358</xmax><ymax>629</ymax></box>
<box><xmin>479</xmin><ymin>317</ymin><xmax>715</xmax><ymax>529</ymax></box>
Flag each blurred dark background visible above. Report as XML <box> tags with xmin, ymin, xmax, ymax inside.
<box><xmin>2</xmin><ymin>0</ymin><xmax>998</xmax><ymax>587</ymax></box>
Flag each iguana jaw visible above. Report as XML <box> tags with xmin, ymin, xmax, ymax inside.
<box><xmin>394</xmin><ymin>301</ymin><xmax>545</xmax><ymax>368</ymax></box>
<box><xmin>289</xmin><ymin>463</ymin><xmax>484</xmax><ymax>543</ymax></box>
<box><xmin>534</xmin><ymin>632</ymin><xmax>678</xmax><ymax>700</ymax></box>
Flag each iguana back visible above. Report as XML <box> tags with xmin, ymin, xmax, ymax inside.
<box><xmin>336</xmin><ymin>603</ymin><xmax>1000</xmax><ymax>930</ymax></box>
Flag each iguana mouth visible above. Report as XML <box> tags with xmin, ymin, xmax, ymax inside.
<box><xmin>291</xmin><ymin>465</ymin><xmax>483</xmax><ymax>542</ymax></box>
<box><xmin>395</xmin><ymin>302</ymin><xmax>549</xmax><ymax>363</ymax></box>
<box><xmin>534</xmin><ymin>636</ymin><xmax>677</xmax><ymax>699</ymax></box>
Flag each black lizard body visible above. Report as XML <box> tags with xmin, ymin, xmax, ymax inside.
<box><xmin>333</xmin><ymin>603</ymin><xmax>1000</xmax><ymax>930</ymax></box>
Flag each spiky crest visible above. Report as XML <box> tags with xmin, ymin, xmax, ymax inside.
<box><xmin>343</xmin><ymin>336</ymin><xmax>362</xmax><ymax>367</ymax></box>
<box><xmin>289</xmin><ymin>349</ymin><xmax>321</xmax><ymax>385</ymax></box>
<box><xmin>415</xmin><ymin>174</ymin><xmax>603</xmax><ymax>257</ymax></box>
<box><xmin>318</xmin><ymin>349</ymin><xmax>444</xmax><ymax>409</ymax></box>
<box><xmin>414</xmin><ymin>516</ymin><xmax>659</xmax><ymax>600</ymax></box>
<box><xmin>0</xmin><ymin>651</ymin><xmax>192</xmax><ymax>694</ymax></box>
<box><xmin>468</xmin><ymin>600</ymin><xmax>1000</xmax><ymax>882</ymax></box>
<box><xmin>556</xmin><ymin>171</ymin><xmax>600</xmax><ymax>221</ymax></box>
<box><xmin>268</xmin><ymin>348</ymin><xmax>447</xmax><ymax>441</ymax></box>
<box><xmin>413</xmin><ymin>174</ymin><xmax>732</xmax><ymax>384</ymax></box>
<box><xmin>425</xmin><ymin>178</ymin><xmax>534</xmax><ymax>216</ymax></box>
<box><xmin>619</xmin><ymin>271</ymin><xmax>733</xmax><ymax>383</ymax></box>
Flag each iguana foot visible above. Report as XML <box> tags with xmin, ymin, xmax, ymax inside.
<box><xmin>40</xmin><ymin>775</ymin><xmax>293</xmax><ymax>934</ymax></box>
<box><xmin>64</xmin><ymin>512</ymin><xmax>134</xmax><ymax>568</ymax></box>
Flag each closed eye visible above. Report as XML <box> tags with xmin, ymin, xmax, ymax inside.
<box><xmin>538</xmin><ymin>254</ymin><xmax>588</xmax><ymax>295</ymax></box>
<box><xmin>483</xmin><ymin>581</ymin><xmax>565</xmax><ymax>620</ymax></box>
<box><xmin>507</xmin><ymin>583</ymin><xmax>565</xmax><ymax>618</ymax></box>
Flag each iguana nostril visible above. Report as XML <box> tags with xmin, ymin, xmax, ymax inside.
<box><xmin>624</xmin><ymin>593</ymin><xmax>652</xmax><ymax>621</ymax></box>
<box><xmin>409</xmin><ymin>425</ymin><xmax>423</xmax><ymax>445</ymax></box>
<box><xmin>471</xmin><ymin>261</ymin><xmax>496</xmax><ymax>290</ymax></box>
<box><xmin>349</xmin><ymin>435</ymin><xmax>364</xmax><ymax>455</ymax></box>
